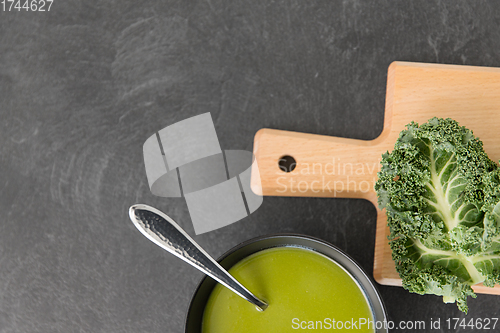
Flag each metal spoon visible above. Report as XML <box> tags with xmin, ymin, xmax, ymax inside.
<box><xmin>128</xmin><ymin>204</ymin><xmax>268</xmax><ymax>311</ymax></box>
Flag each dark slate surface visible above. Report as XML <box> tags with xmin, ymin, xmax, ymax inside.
<box><xmin>1</xmin><ymin>1</ymin><xmax>500</xmax><ymax>332</ymax></box>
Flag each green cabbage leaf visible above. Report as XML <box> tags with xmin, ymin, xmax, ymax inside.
<box><xmin>375</xmin><ymin>118</ymin><xmax>500</xmax><ymax>313</ymax></box>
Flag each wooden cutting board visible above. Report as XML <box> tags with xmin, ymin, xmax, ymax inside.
<box><xmin>251</xmin><ymin>61</ymin><xmax>500</xmax><ymax>294</ymax></box>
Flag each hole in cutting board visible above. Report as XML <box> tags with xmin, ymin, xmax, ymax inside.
<box><xmin>278</xmin><ymin>155</ymin><xmax>296</xmax><ymax>173</ymax></box>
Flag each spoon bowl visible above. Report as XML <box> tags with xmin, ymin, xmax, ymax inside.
<box><xmin>129</xmin><ymin>204</ymin><xmax>268</xmax><ymax>311</ymax></box>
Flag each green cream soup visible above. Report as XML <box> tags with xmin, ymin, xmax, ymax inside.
<box><xmin>202</xmin><ymin>247</ymin><xmax>374</xmax><ymax>332</ymax></box>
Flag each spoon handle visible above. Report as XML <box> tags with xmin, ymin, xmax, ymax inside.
<box><xmin>129</xmin><ymin>204</ymin><xmax>268</xmax><ymax>311</ymax></box>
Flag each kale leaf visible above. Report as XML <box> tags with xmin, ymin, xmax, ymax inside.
<box><xmin>375</xmin><ymin>118</ymin><xmax>500</xmax><ymax>313</ymax></box>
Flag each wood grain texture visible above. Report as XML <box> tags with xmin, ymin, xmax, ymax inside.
<box><xmin>252</xmin><ymin>61</ymin><xmax>500</xmax><ymax>294</ymax></box>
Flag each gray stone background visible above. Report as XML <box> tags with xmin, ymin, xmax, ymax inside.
<box><xmin>1</xmin><ymin>0</ymin><xmax>500</xmax><ymax>332</ymax></box>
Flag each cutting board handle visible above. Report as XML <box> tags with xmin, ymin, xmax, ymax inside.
<box><xmin>251</xmin><ymin>128</ymin><xmax>390</xmax><ymax>203</ymax></box>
